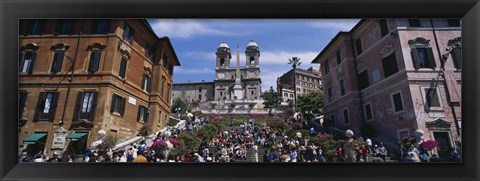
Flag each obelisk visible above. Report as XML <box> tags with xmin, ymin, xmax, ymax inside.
<box><xmin>232</xmin><ymin>44</ymin><xmax>244</xmax><ymax>99</ymax></box>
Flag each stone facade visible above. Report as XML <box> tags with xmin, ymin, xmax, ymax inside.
<box><xmin>18</xmin><ymin>19</ymin><xmax>180</xmax><ymax>156</ymax></box>
<box><xmin>172</xmin><ymin>41</ymin><xmax>263</xmax><ymax>104</ymax></box>
<box><xmin>277</xmin><ymin>67</ymin><xmax>322</xmax><ymax>101</ymax></box>
<box><xmin>312</xmin><ymin>19</ymin><xmax>461</xmax><ymax>156</ymax></box>
<box><xmin>172</xmin><ymin>81</ymin><xmax>215</xmax><ymax>103</ymax></box>
<box><xmin>214</xmin><ymin>41</ymin><xmax>262</xmax><ymax>101</ymax></box>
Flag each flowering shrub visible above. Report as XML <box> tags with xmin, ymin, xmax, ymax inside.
<box><xmin>96</xmin><ymin>136</ymin><xmax>117</xmax><ymax>151</ymax></box>
<box><xmin>151</xmin><ymin>139</ymin><xmax>167</xmax><ymax>154</ymax></box>
<box><xmin>400</xmin><ymin>136</ymin><xmax>416</xmax><ymax>147</ymax></box>
<box><xmin>421</xmin><ymin>140</ymin><xmax>439</xmax><ymax>149</ymax></box>
<box><xmin>169</xmin><ymin>138</ymin><xmax>180</xmax><ymax>148</ymax></box>
<box><xmin>316</xmin><ymin>132</ymin><xmax>333</xmax><ymax>141</ymax></box>
<box><xmin>268</xmin><ymin>120</ymin><xmax>288</xmax><ymax>130</ymax></box>
<box><xmin>288</xmin><ymin>122</ymin><xmax>303</xmax><ymax>130</ymax></box>
<box><xmin>138</xmin><ymin>125</ymin><xmax>151</xmax><ymax>136</ymax></box>
<box><xmin>210</xmin><ymin>119</ymin><xmax>221</xmax><ymax>125</ymax></box>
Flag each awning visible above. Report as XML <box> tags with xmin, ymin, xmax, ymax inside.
<box><xmin>66</xmin><ymin>133</ymin><xmax>88</xmax><ymax>141</ymax></box>
<box><xmin>23</xmin><ymin>133</ymin><xmax>47</xmax><ymax>144</ymax></box>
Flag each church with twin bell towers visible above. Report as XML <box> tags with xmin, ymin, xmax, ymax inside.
<box><xmin>214</xmin><ymin>40</ymin><xmax>262</xmax><ymax>101</ymax></box>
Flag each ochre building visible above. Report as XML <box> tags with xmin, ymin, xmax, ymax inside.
<box><xmin>18</xmin><ymin>19</ymin><xmax>180</xmax><ymax>156</ymax></box>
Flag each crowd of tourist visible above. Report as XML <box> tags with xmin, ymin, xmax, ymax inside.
<box><xmin>18</xmin><ymin>113</ymin><xmax>462</xmax><ymax>163</ymax></box>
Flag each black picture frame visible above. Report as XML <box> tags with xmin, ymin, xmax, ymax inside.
<box><xmin>1</xmin><ymin>0</ymin><xmax>479</xmax><ymax>181</ymax></box>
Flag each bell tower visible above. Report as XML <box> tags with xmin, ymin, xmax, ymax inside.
<box><xmin>245</xmin><ymin>40</ymin><xmax>260</xmax><ymax>67</ymax></box>
<box><xmin>216</xmin><ymin>42</ymin><xmax>231</xmax><ymax>69</ymax></box>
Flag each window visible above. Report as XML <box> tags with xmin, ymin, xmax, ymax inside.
<box><xmin>90</xmin><ymin>19</ymin><xmax>110</xmax><ymax>34</ymax></box>
<box><xmin>137</xmin><ymin>106</ymin><xmax>148</xmax><ymax>122</ymax></box>
<box><xmin>284</xmin><ymin>93</ymin><xmax>288</xmax><ymax>97</ymax></box>
<box><xmin>451</xmin><ymin>47</ymin><xmax>462</xmax><ymax>69</ymax></box>
<box><xmin>379</xmin><ymin>19</ymin><xmax>389</xmax><ymax>37</ymax></box>
<box><xmin>110</xmin><ymin>94</ymin><xmax>125</xmax><ymax>116</ymax></box>
<box><xmin>391</xmin><ymin>92</ymin><xmax>404</xmax><ymax>113</ymax></box>
<box><xmin>251</xmin><ymin>91</ymin><xmax>254</xmax><ymax>95</ymax></box>
<box><xmin>327</xmin><ymin>88</ymin><xmax>333</xmax><ymax>102</ymax></box>
<box><xmin>123</xmin><ymin>23</ymin><xmax>135</xmax><ymax>44</ymax></box>
<box><xmin>119</xmin><ymin>57</ymin><xmax>127</xmax><ymax>79</ymax></box>
<box><xmin>146</xmin><ymin>43</ymin><xmax>155</xmax><ymax>61</ymax></box>
<box><xmin>158</xmin><ymin>111</ymin><xmax>162</xmax><ymax>125</ymax></box>
<box><xmin>161</xmin><ymin>76</ymin><xmax>166</xmax><ymax>98</ymax></box>
<box><xmin>168</xmin><ymin>65</ymin><xmax>174</xmax><ymax>76</ymax></box>
<box><xmin>324</xmin><ymin>60</ymin><xmax>330</xmax><ymax>74</ymax></box>
<box><xmin>33</xmin><ymin>92</ymin><xmax>59</xmax><ymax>121</ymax></box>
<box><xmin>250</xmin><ymin>56</ymin><xmax>255</xmax><ymax>65</ymax></box>
<box><xmin>166</xmin><ymin>84</ymin><xmax>171</xmax><ymax>103</ymax></box>
<box><xmin>198</xmin><ymin>95</ymin><xmax>202</xmax><ymax>101</ymax></box>
<box><xmin>73</xmin><ymin>92</ymin><xmax>98</xmax><ymax>121</ymax></box>
<box><xmin>355</xmin><ymin>38</ymin><xmax>363</xmax><ymax>55</ymax></box>
<box><xmin>447</xmin><ymin>19</ymin><xmax>461</xmax><ymax>27</ymax></box>
<box><xmin>220</xmin><ymin>58</ymin><xmax>225</xmax><ymax>66</ymax></box>
<box><xmin>163</xmin><ymin>53</ymin><xmax>168</xmax><ymax>69</ymax></box>
<box><xmin>409</xmin><ymin>19</ymin><xmax>421</xmax><ymax>27</ymax></box>
<box><xmin>336</xmin><ymin>50</ymin><xmax>341</xmax><ymax>65</ymax></box>
<box><xmin>19</xmin><ymin>52</ymin><xmax>37</xmax><ymax>74</ymax></box>
<box><xmin>339</xmin><ymin>80</ymin><xmax>345</xmax><ymax>96</ymax></box>
<box><xmin>24</xmin><ymin>20</ymin><xmax>45</xmax><ymax>35</ymax></box>
<box><xmin>364</xmin><ymin>103</ymin><xmax>373</xmax><ymax>121</ymax></box>
<box><xmin>141</xmin><ymin>74</ymin><xmax>152</xmax><ymax>92</ymax></box>
<box><xmin>290</xmin><ymin>94</ymin><xmax>293</xmax><ymax>98</ymax></box>
<box><xmin>88</xmin><ymin>51</ymin><xmax>101</xmax><ymax>73</ymax></box>
<box><xmin>81</xmin><ymin>92</ymin><xmax>95</xmax><ymax>113</ymax></box>
<box><xmin>424</xmin><ymin>88</ymin><xmax>441</xmax><ymax>108</ymax></box>
<box><xmin>19</xmin><ymin>92</ymin><xmax>28</xmax><ymax>118</ymax></box>
<box><xmin>220</xmin><ymin>92</ymin><xmax>223</xmax><ymax>96</ymax></box>
<box><xmin>382</xmin><ymin>53</ymin><xmax>399</xmax><ymax>77</ymax></box>
<box><xmin>164</xmin><ymin>115</ymin><xmax>168</xmax><ymax>126</ymax></box>
<box><xmin>411</xmin><ymin>47</ymin><xmax>436</xmax><ymax>69</ymax></box>
<box><xmin>358</xmin><ymin>70</ymin><xmax>369</xmax><ymax>90</ymax></box>
<box><xmin>342</xmin><ymin>108</ymin><xmax>350</xmax><ymax>125</ymax></box>
<box><xmin>199</xmin><ymin>87</ymin><xmax>202</xmax><ymax>92</ymax></box>
<box><xmin>54</xmin><ymin>20</ymin><xmax>74</xmax><ymax>35</ymax></box>
<box><xmin>51</xmin><ymin>52</ymin><xmax>65</xmax><ymax>74</ymax></box>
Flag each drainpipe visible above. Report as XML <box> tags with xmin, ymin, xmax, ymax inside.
<box><xmin>60</xmin><ymin>32</ymin><xmax>82</xmax><ymax>125</ymax></box>
<box><xmin>350</xmin><ymin>36</ymin><xmax>366</xmax><ymax>135</ymax></box>
<box><xmin>430</xmin><ymin>19</ymin><xmax>460</xmax><ymax>137</ymax></box>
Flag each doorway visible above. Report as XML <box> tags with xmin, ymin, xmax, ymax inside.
<box><xmin>433</xmin><ymin>131</ymin><xmax>452</xmax><ymax>160</ymax></box>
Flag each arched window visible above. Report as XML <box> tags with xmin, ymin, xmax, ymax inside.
<box><xmin>220</xmin><ymin>58</ymin><xmax>225</xmax><ymax>66</ymax></box>
<box><xmin>249</xmin><ymin>56</ymin><xmax>255</xmax><ymax>65</ymax></box>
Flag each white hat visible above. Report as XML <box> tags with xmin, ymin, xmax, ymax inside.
<box><xmin>206</xmin><ymin>157</ymin><xmax>213</xmax><ymax>161</ymax></box>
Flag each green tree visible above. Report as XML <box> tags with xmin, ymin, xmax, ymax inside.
<box><xmin>171</xmin><ymin>97</ymin><xmax>189</xmax><ymax>113</ymax></box>
<box><xmin>287</xmin><ymin>57</ymin><xmax>301</xmax><ymax>108</ymax></box>
<box><xmin>287</xmin><ymin>57</ymin><xmax>302</xmax><ymax>69</ymax></box>
<box><xmin>296</xmin><ymin>89</ymin><xmax>324</xmax><ymax>114</ymax></box>
<box><xmin>263</xmin><ymin>86</ymin><xmax>281</xmax><ymax>115</ymax></box>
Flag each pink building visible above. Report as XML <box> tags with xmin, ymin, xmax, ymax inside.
<box><xmin>312</xmin><ymin>19</ymin><xmax>461</xmax><ymax>158</ymax></box>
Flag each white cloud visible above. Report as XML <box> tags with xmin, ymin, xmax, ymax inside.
<box><xmin>260</xmin><ymin>71</ymin><xmax>284</xmax><ymax>92</ymax></box>
<box><xmin>181</xmin><ymin>50</ymin><xmax>319</xmax><ymax>66</ymax></box>
<box><xmin>183</xmin><ymin>52</ymin><xmax>216</xmax><ymax>60</ymax></box>
<box><xmin>260</xmin><ymin>51</ymin><xmax>319</xmax><ymax>65</ymax></box>
<box><xmin>174</xmin><ymin>67</ymin><xmax>213</xmax><ymax>74</ymax></box>
<box><xmin>149</xmin><ymin>19</ymin><xmax>237</xmax><ymax>38</ymax></box>
<box><xmin>308</xmin><ymin>19</ymin><xmax>361</xmax><ymax>31</ymax></box>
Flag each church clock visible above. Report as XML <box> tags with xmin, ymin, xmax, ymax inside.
<box><xmin>218</xmin><ymin>73</ymin><xmax>225</xmax><ymax>78</ymax></box>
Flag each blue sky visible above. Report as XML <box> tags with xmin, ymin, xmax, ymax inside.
<box><xmin>147</xmin><ymin>19</ymin><xmax>360</xmax><ymax>91</ymax></box>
